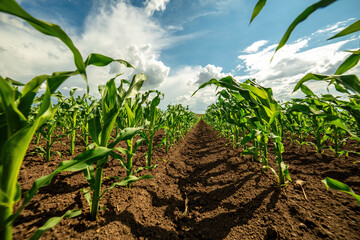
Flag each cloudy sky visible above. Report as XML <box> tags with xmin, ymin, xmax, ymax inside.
<box><xmin>0</xmin><ymin>0</ymin><xmax>359</xmax><ymax>113</ymax></box>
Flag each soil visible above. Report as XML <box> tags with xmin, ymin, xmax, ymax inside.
<box><xmin>13</xmin><ymin>119</ymin><xmax>360</xmax><ymax>239</ymax></box>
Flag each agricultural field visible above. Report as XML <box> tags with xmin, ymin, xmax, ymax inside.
<box><xmin>1</xmin><ymin>0</ymin><xmax>360</xmax><ymax>239</ymax></box>
<box><xmin>12</xmin><ymin>118</ymin><xmax>360</xmax><ymax>239</ymax></box>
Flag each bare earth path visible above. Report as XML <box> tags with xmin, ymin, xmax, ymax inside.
<box><xmin>14</xmin><ymin>119</ymin><xmax>360</xmax><ymax>239</ymax></box>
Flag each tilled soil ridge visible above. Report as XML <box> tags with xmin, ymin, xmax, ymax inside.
<box><xmin>13</xmin><ymin>119</ymin><xmax>360</xmax><ymax>239</ymax></box>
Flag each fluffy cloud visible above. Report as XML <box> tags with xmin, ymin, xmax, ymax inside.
<box><xmin>237</xmin><ymin>31</ymin><xmax>360</xmax><ymax>101</ymax></box>
<box><xmin>0</xmin><ymin>0</ymin><xmax>172</xmax><ymax>97</ymax></box>
<box><xmin>243</xmin><ymin>40</ymin><xmax>269</xmax><ymax>53</ymax></box>
<box><xmin>158</xmin><ymin>64</ymin><xmax>230</xmax><ymax>113</ymax></box>
<box><xmin>195</xmin><ymin>64</ymin><xmax>230</xmax><ymax>85</ymax></box>
<box><xmin>123</xmin><ymin>44</ymin><xmax>170</xmax><ymax>89</ymax></box>
<box><xmin>0</xmin><ymin>14</ymin><xmax>74</xmax><ymax>81</ymax></box>
<box><xmin>144</xmin><ymin>0</ymin><xmax>170</xmax><ymax>16</ymax></box>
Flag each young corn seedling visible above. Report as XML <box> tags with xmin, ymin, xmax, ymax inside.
<box><xmin>140</xmin><ymin>90</ymin><xmax>165</xmax><ymax>167</ymax></box>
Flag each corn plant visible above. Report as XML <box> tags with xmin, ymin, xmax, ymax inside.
<box><xmin>140</xmin><ymin>90</ymin><xmax>165</xmax><ymax>167</ymax></box>
<box><xmin>37</xmin><ymin>115</ymin><xmax>65</xmax><ymax>161</ymax></box>
<box><xmin>77</xmin><ymin>74</ymin><xmax>154</xmax><ymax>219</ymax></box>
<box><xmin>77</xmin><ymin>94</ymin><xmax>98</xmax><ymax>149</ymax></box>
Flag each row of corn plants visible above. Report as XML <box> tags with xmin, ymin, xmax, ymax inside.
<box><xmin>194</xmin><ymin>78</ymin><xmax>291</xmax><ymax>186</ymax></box>
<box><xmin>250</xmin><ymin>0</ymin><xmax>360</xmax><ymax>203</ymax></box>
<box><xmin>193</xmin><ymin>0</ymin><xmax>360</xmax><ymax>202</ymax></box>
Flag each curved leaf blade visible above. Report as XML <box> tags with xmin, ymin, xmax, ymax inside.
<box><xmin>335</xmin><ymin>49</ymin><xmax>360</xmax><ymax>75</ymax></box>
<box><xmin>249</xmin><ymin>0</ymin><xmax>267</xmax><ymax>24</ymax></box>
<box><xmin>273</xmin><ymin>0</ymin><xmax>337</xmax><ymax>57</ymax></box>
<box><xmin>30</xmin><ymin>209</ymin><xmax>81</xmax><ymax>240</ymax></box>
<box><xmin>328</xmin><ymin>19</ymin><xmax>360</xmax><ymax>40</ymax></box>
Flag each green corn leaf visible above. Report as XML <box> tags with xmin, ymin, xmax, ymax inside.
<box><xmin>99</xmin><ymin>175</ymin><xmax>154</xmax><ymax>199</ymax></box>
<box><xmin>88</xmin><ymin>109</ymin><xmax>101</xmax><ymax>146</ymax></box>
<box><xmin>335</xmin><ymin>49</ymin><xmax>360</xmax><ymax>75</ymax></box>
<box><xmin>322</xmin><ymin>177</ymin><xmax>360</xmax><ymax>205</ymax></box>
<box><xmin>123</xmin><ymin>74</ymin><xmax>147</xmax><ymax>99</ymax></box>
<box><xmin>4</xmin><ymin>77</ymin><xmax>25</xmax><ymax>86</ymax></box>
<box><xmin>337</xmin><ymin>75</ymin><xmax>360</xmax><ymax>95</ymax></box>
<box><xmin>287</xmin><ymin>104</ymin><xmax>322</xmax><ymax>115</ymax></box>
<box><xmin>108</xmin><ymin>127</ymin><xmax>142</xmax><ymax>148</ymax></box>
<box><xmin>80</xmin><ymin>189</ymin><xmax>92</xmax><ymax>210</ymax></box>
<box><xmin>48</xmin><ymin>71</ymin><xmax>80</xmax><ymax>94</ymax></box>
<box><xmin>0</xmin><ymin>0</ymin><xmax>88</xmax><ymax>90</ymax></box>
<box><xmin>240</xmin><ymin>129</ymin><xmax>261</xmax><ymax>145</ymax></box>
<box><xmin>292</xmin><ymin>73</ymin><xmax>332</xmax><ymax>93</ymax></box>
<box><xmin>249</xmin><ymin>0</ymin><xmax>267</xmax><ymax>24</ymax></box>
<box><xmin>263</xmin><ymin>166</ymin><xmax>279</xmax><ymax>181</ymax></box>
<box><xmin>84</xmin><ymin>53</ymin><xmax>134</xmax><ymax>68</ymax></box>
<box><xmin>109</xmin><ymin>151</ymin><xmax>127</xmax><ymax>170</ymax></box>
<box><xmin>18</xmin><ymin>75</ymin><xmax>50</xmax><ymax>118</ymax></box>
<box><xmin>82</xmin><ymin>165</ymin><xmax>95</xmax><ymax>190</ymax></box>
<box><xmin>273</xmin><ymin>0</ymin><xmax>337</xmax><ymax>58</ymax></box>
<box><xmin>0</xmin><ymin>94</ymin><xmax>53</xmax><ymax>219</ymax></box>
<box><xmin>328</xmin><ymin>19</ymin><xmax>360</xmax><ymax>40</ymax></box>
<box><xmin>192</xmin><ymin>76</ymin><xmax>243</xmax><ymax>97</ymax></box>
<box><xmin>7</xmin><ymin>147</ymin><xmax>111</xmax><ymax>226</ymax></box>
<box><xmin>125</xmin><ymin>103</ymin><xmax>135</xmax><ymax>126</ymax></box>
<box><xmin>280</xmin><ymin>162</ymin><xmax>291</xmax><ymax>182</ymax></box>
<box><xmin>300</xmin><ymin>84</ymin><xmax>316</xmax><ymax>96</ymax></box>
<box><xmin>134</xmin><ymin>138</ymin><xmax>145</xmax><ymax>152</ymax></box>
<box><xmin>30</xmin><ymin>209</ymin><xmax>81</xmax><ymax>240</ymax></box>
<box><xmin>0</xmin><ymin>76</ymin><xmax>27</xmax><ymax>138</ymax></box>
<box><xmin>100</xmin><ymin>108</ymin><xmax>119</xmax><ymax>147</ymax></box>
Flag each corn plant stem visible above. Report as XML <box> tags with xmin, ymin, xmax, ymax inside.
<box><xmin>275</xmin><ymin>141</ymin><xmax>285</xmax><ymax>185</ymax></box>
<box><xmin>35</xmin><ymin>131</ymin><xmax>41</xmax><ymax>145</ymax></box>
<box><xmin>90</xmin><ymin>159</ymin><xmax>105</xmax><ymax>220</ymax></box>
<box><xmin>0</xmin><ymin>206</ymin><xmax>12</xmax><ymax>240</ymax></box>
<box><xmin>126</xmin><ymin>138</ymin><xmax>134</xmax><ymax>188</ymax></box>
<box><xmin>70</xmin><ymin>111</ymin><xmax>77</xmax><ymax>155</ymax></box>
<box><xmin>146</xmin><ymin>134</ymin><xmax>154</xmax><ymax>167</ymax></box>
<box><xmin>83</xmin><ymin>122</ymin><xmax>89</xmax><ymax>149</ymax></box>
<box><xmin>262</xmin><ymin>140</ymin><xmax>268</xmax><ymax>167</ymax></box>
<box><xmin>334</xmin><ymin>127</ymin><xmax>339</xmax><ymax>158</ymax></box>
<box><xmin>46</xmin><ymin>137</ymin><xmax>51</xmax><ymax>162</ymax></box>
<box><xmin>315</xmin><ymin>130</ymin><xmax>321</xmax><ymax>153</ymax></box>
<box><xmin>45</xmin><ymin>125</ymin><xmax>55</xmax><ymax>162</ymax></box>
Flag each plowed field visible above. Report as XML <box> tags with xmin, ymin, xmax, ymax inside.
<box><xmin>14</xmin><ymin>119</ymin><xmax>360</xmax><ymax>239</ymax></box>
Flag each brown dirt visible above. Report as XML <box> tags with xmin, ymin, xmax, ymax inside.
<box><xmin>13</xmin><ymin>119</ymin><xmax>360</xmax><ymax>239</ymax></box>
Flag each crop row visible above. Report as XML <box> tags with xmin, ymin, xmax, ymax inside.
<box><xmin>0</xmin><ymin>1</ymin><xmax>199</xmax><ymax>239</ymax></box>
<box><xmin>192</xmin><ymin>0</ymin><xmax>360</xmax><ymax>208</ymax></box>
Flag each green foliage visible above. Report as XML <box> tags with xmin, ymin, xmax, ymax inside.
<box><xmin>322</xmin><ymin>177</ymin><xmax>360</xmax><ymax>205</ymax></box>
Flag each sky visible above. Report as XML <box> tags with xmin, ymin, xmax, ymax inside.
<box><xmin>0</xmin><ymin>0</ymin><xmax>359</xmax><ymax>113</ymax></box>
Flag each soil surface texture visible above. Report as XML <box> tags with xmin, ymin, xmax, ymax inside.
<box><xmin>14</xmin><ymin>119</ymin><xmax>360</xmax><ymax>239</ymax></box>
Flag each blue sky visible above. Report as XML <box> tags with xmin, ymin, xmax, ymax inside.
<box><xmin>0</xmin><ymin>0</ymin><xmax>359</xmax><ymax>112</ymax></box>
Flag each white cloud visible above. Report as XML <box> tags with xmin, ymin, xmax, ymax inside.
<box><xmin>0</xmin><ymin>0</ymin><xmax>173</xmax><ymax>98</ymax></box>
<box><xmin>123</xmin><ymin>44</ymin><xmax>170</xmax><ymax>89</ymax></box>
<box><xmin>167</xmin><ymin>25</ymin><xmax>184</xmax><ymax>32</ymax></box>
<box><xmin>158</xmin><ymin>64</ymin><xmax>231</xmax><ymax>113</ymax></box>
<box><xmin>195</xmin><ymin>64</ymin><xmax>230</xmax><ymax>85</ymax></box>
<box><xmin>313</xmin><ymin>18</ymin><xmax>355</xmax><ymax>35</ymax></box>
<box><xmin>243</xmin><ymin>40</ymin><xmax>269</xmax><ymax>53</ymax></box>
<box><xmin>0</xmin><ymin>14</ymin><xmax>74</xmax><ymax>81</ymax></box>
<box><xmin>237</xmin><ymin>33</ymin><xmax>360</xmax><ymax>101</ymax></box>
<box><xmin>144</xmin><ymin>0</ymin><xmax>170</xmax><ymax>16</ymax></box>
